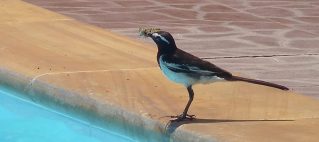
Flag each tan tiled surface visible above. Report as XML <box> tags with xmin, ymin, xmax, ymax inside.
<box><xmin>1</xmin><ymin>1</ymin><xmax>319</xmax><ymax>142</ymax></box>
<box><xmin>23</xmin><ymin>0</ymin><xmax>319</xmax><ymax>97</ymax></box>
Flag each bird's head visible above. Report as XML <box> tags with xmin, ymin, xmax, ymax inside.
<box><xmin>139</xmin><ymin>28</ymin><xmax>177</xmax><ymax>53</ymax></box>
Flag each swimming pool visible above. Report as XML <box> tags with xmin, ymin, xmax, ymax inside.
<box><xmin>0</xmin><ymin>86</ymin><xmax>135</xmax><ymax>142</ymax></box>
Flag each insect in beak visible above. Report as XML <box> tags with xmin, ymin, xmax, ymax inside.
<box><xmin>139</xmin><ymin>27</ymin><xmax>161</xmax><ymax>37</ymax></box>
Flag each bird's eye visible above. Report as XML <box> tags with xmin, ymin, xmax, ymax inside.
<box><xmin>152</xmin><ymin>33</ymin><xmax>170</xmax><ymax>44</ymax></box>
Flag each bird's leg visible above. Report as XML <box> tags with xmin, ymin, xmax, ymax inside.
<box><xmin>181</xmin><ymin>86</ymin><xmax>195</xmax><ymax>119</ymax></box>
<box><xmin>171</xmin><ymin>86</ymin><xmax>195</xmax><ymax>121</ymax></box>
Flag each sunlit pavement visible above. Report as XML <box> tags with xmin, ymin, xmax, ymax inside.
<box><xmin>24</xmin><ymin>0</ymin><xmax>319</xmax><ymax>97</ymax></box>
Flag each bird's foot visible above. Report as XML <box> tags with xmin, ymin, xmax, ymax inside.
<box><xmin>170</xmin><ymin>114</ymin><xmax>196</xmax><ymax>122</ymax></box>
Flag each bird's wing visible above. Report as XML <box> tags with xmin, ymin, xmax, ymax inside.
<box><xmin>162</xmin><ymin>49</ymin><xmax>232</xmax><ymax>78</ymax></box>
<box><xmin>163</xmin><ymin>61</ymin><xmax>217</xmax><ymax>76</ymax></box>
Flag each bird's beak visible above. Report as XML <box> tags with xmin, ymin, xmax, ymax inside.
<box><xmin>147</xmin><ymin>32</ymin><xmax>155</xmax><ymax>38</ymax></box>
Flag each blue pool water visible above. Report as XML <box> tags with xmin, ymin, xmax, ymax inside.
<box><xmin>0</xmin><ymin>86</ymin><xmax>134</xmax><ymax>142</ymax></box>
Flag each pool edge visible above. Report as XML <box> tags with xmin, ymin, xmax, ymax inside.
<box><xmin>0</xmin><ymin>67</ymin><xmax>214</xmax><ymax>142</ymax></box>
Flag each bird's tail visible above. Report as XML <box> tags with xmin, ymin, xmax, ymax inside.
<box><xmin>228</xmin><ymin>76</ymin><xmax>289</xmax><ymax>90</ymax></box>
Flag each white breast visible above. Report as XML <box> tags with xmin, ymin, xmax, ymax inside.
<box><xmin>158</xmin><ymin>56</ymin><xmax>223</xmax><ymax>87</ymax></box>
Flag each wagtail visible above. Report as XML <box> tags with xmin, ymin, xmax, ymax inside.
<box><xmin>140</xmin><ymin>28</ymin><xmax>289</xmax><ymax>121</ymax></box>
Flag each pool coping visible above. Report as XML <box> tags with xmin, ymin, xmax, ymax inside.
<box><xmin>1</xmin><ymin>1</ymin><xmax>319</xmax><ymax>142</ymax></box>
<box><xmin>0</xmin><ymin>66</ymin><xmax>213</xmax><ymax>142</ymax></box>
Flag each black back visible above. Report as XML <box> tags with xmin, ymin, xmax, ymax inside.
<box><xmin>151</xmin><ymin>31</ymin><xmax>232</xmax><ymax>79</ymax></box>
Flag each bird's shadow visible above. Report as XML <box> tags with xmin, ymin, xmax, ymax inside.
<box><xmin>164</xmin><ymin>117</ymin><xmax>294</xmax><ymax>137</ymax></box>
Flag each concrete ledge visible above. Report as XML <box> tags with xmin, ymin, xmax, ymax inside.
<box><xmin>1</xmin><ymin>1</ymin><xmax>319</xmax><ymax>142</ymax></box>
<box><xmin>0</xmin><ymin>68</ymin><xmax>170</xmax><ymax>142</ymax></box>
<box><xmin>2</xmin><ymin>67</ymin><xmax>319</xmax><ymax>142</ymax></box>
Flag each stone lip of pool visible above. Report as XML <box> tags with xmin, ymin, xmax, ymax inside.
<box><xmin>0</xmin><ymin>86</ymin><xmax>135</xmax><ymax>142</ymax></box>
<box><xmin>0</xmin><ymin>68</ymin><xmax>212</xmax><ymax>142</ymax></box>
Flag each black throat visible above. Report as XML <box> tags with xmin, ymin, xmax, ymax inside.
<box><xmin>157</xmin><ymin>44</ymin><xmax>177</xmax><ymax>54</ymax></box>
<box><xmin>156</xmin><ymin>44</ymin><xmax>177</xmax><ymax>67</ymax></box>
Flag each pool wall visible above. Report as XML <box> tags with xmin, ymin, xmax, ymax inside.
<box><xmin>0</xmin><ymin>68</ymin><xmax>163</xmax><ymax>142</ymax></box>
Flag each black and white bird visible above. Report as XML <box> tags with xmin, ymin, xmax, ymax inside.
<box><xmin>141</xmin><ymin>29</ymin><xmax>289</xmax><ymax>121</ymax></box>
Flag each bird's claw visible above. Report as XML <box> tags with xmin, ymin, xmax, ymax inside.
<box><xmin>170</xmin><ymin>114</ymin><xmax>196</xmax><ymax>122</ymax></box>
